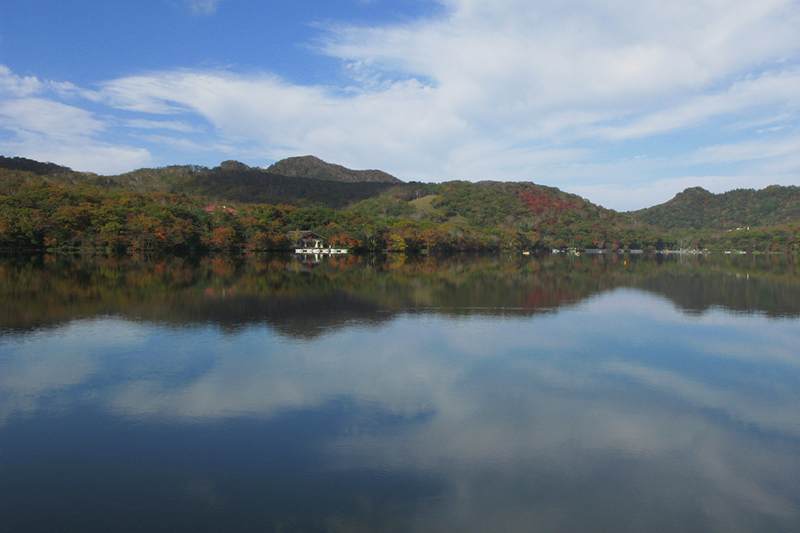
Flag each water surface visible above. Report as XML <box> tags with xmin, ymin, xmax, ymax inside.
<box><xmin>2</xmin><ymin>253</ymin><xmax>799</xmax><ymax>532</ymax></box>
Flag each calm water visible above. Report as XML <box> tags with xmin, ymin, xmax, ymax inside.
<box><xmin>2</xmin><ymin>253</ymin><xmax>800</xmax><ymax>532</ymax></box>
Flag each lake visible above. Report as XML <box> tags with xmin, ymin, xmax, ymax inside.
<box><xmin>2</xmin><ymin>252</ymin><xmax>800</xmax><ymax>532</ymax></box>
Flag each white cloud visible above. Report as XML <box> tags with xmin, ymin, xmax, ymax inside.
<box><xmin>0</xmin><ymin>103</ymin><xmax>151</xmax><ymax>174</ymax></box>
<box><xmin>322</xmin><ymin>0</ymin><xmax>800</xmax><ymax>111</ymax></box>
<box><xmin>0</xmin><ymin>65</ymin><xmax>43</xmax><ymax>97</ymax></box>
<box><xmin>0</xmin><ymin>65</ymin><xmax>152</xmax><ymax>173</ymax></box>
<box><xmin>0</xmin><ymin>133</ymin><xmax>151</xmax><ymax>175</ymax></box>
<box><xmin>187</xmin><ymin>0</ymin><xmax>222</xmax><ymax>16</ymax></box>
<box><xmin>0</xmin><ymin>97</ymin><xmax>105</xmax><ymax>137</ymax></box>
<box><xmin>0</xmin><ymin>65</ymin><xmax>81</xmax><ymax>99</ymax></box>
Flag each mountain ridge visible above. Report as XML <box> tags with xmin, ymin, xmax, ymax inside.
<box><xmin>6</xmin><ymin>153</ymin><xmax>799</xmax><ymax>224</ymax></box>
<box><xmin>2</xmin><ymin>154</ymin><xmax>800</xmax><ymax>254</ymax></box>
<box><xmin>265</xmin><ymin>155</ymin><xmax>402</xmax><ymax>184</ymax></box>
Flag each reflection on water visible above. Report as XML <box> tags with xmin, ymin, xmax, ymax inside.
<box><xmin>3</xmin><ymin>252</ymin><xmax>800</xmax><ymax>334</ymax></box>
<box><xmin>1</xmin><ymin>253</ymin><xmax>800</xmax><ymax>532</ymax></box>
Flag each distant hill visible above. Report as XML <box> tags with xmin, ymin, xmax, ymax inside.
<box><xmin>632</xmin><ymin>185</ymin><xmax>800</xmax><ymax>230</ymax></box>
<box><xmin>108</xmin><ymin>160</ymin><xmax>398</xmax><ymax>208</ymax></box>
<box><xmin>266</xmin><ymin>155</ymin><xmax>402</xmax><ymax>184</ymax></box>
<box><xmin>0</xmin><ymin>155</ymin><xmax>74</xmax><ymax>176</ymax></box>
<box><xmin>0</xmin><ymin>156</ymin><xmax>401</xmax><ymax>208</ymax></box>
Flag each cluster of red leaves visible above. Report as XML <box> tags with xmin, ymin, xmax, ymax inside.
<box><xmin>519</xmin><ymin>190</ymin><xmax>576</xmax><ymax>216</ymax></box>
<box><xmin>329</xmin><ymin>233</ymin><xmax>361</xmax><ymax>248</ymax></box>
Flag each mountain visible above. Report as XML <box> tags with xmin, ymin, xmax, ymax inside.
<box><xmin>0</xmin><ymin>156</ymin><xmax>402</xmax><ymax>209</ymax></box>
<box><xmin>265</xmin><ymin>155</ymin><xmax>402</xmax><ymax>184</ymax></box>
<box><xmin>102</xmin><ymin>159</ymin><xmax>400</xmax><ymax>208</ymax></box>
<box><xmin>170</xmin><ymin>162</ymin><xmax>399</xmax><ymax>207</ymax></box>
<box><xmin>632</xmin><ymin>185</ymin><xmax>800</xmax><ymax>230</ymax></box>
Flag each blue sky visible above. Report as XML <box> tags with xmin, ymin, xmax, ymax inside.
<box><xmin>1</xmin><ymin>0</ymin><xmax>799</xmax><ymax>210</ymax></box>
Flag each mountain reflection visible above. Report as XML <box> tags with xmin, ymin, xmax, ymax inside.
<box><xmin>1</xmin><ymin>253</ymin><xmax>799</xmax><ymax>336</ymax></box>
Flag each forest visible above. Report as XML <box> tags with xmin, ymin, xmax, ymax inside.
<box><xmin>1</xmin><ymin>155</ymin><xmax>798</xmax><ymax>255</ymax></box>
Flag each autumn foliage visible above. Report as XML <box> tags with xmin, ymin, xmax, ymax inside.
<box><xmin>518</xmin><ymin>189</ymin><xmax>576</xmax><ymax>218</ymax></box>
<box><xmin>4</xmin><ymin>158</ymin><xmax>798</xmax><ymax>255</ymax></box>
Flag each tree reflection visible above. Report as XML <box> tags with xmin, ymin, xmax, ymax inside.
<box><xmin>2</xmin><ymin>253</ymin><xmax>799</xmax><ymax>336</ymax></box>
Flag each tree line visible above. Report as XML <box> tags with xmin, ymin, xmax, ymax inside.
<box><xmin>3</xmin><ymin>161</ymin><xmax>798</xmax><ymax>255</ymax></box>
<box><xmin>0</xmin><ymin>176</ymin><xmax>674</xmax><ymax>254</ymax></box>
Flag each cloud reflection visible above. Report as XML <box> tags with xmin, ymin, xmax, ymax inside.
<box><xmin>2</xmin><ymin>289</ymin><xmax>799</xmax><ymax>529</ymax></box>
<box><xmin>0</xmin><ymin>318</ymin><xmax>148</xmax><ymax>422</ymax></box>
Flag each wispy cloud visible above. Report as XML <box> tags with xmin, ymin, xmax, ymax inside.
<box><xmin>691</xmin><ymin>136</ymin><xmax>800</xmax><ymax>165</ymax></box>
<box><xmin>0</xmin><ymin>97</ymin><xmax>104</xmax><ymax>137</ymax></box>
<box><xmin>98</xmin><ymin>69</ymin><xmax>470</xmax><ymax>175</ymax></box>
<box><xmin>187</xmin><ymin>0</ymin><xmax>222</xmax><ymax>16</ymax></box>
<box><xmin>0</xmin><ymin>131</ymin><xmax>151</xmax><ymax>175</ymax></box>
<box><xmin>593</xmin><ymin>68</ymin><xmax>800</xmax><ymax>140</ymax></box>
<box><xmin>0</xmin><ymin>67</ymin><xmax>151</xmax><ymax>173</ymax></box>
<box><xmin>124</xmin><ymin>119</ymin><xmax>200</xmax><ymax>133</ymax></box>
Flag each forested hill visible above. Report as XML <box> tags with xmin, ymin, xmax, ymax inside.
<box><xmin>0</xmin><ymin>156</ymin><xmax>401</xmax><ymax>208</ymax></box>
<box><xmin>0</xmin><ymin>155</ymin><xmax>74</xmax><ymax>176</ymax></box>
<box><xmin>0</xmin><ymin>154</ymin><xmax>668</xmax><ymax>253</ymax></box>
<box><xmin>265</xmin><ymin>155</ymin><xmax>402</xmax><ymax>183</ymax></box>
<box><xmin>110</xmin><ymin>160</ymin><xmax>398</xmax><ymax>208</ymax></box>
<box><xmin>4</xmin><ymin>154</ymin><xmax>800</xmax><ymax>254</ymax></box>
<box><xmin>631</xmin><ymin>185</ymin><xmax>800</xmax><ymax>230</ymax></box>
